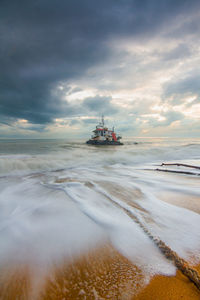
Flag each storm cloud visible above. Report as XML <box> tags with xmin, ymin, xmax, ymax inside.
<box><xmin>1</xmin><ymin>0</ymin><xmax>200</xmax><ymax>137</ymax></box>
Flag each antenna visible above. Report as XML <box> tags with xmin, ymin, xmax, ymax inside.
<box><xmin>102</xmin><ymin>114</ymin><xmax>104</xmax><ymax>127</ymax></box>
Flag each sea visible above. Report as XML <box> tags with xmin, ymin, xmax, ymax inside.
<box><xmin>0</xmin><ymin>138</ymin><xmax>200</xmax><ymax>292</ymax></box>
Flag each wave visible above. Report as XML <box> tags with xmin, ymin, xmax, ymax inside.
<box><xmin>42</xmin><ymin>176</ymin><xmax>200</xmax><ymax>275</ymax></box>
<box><xmin>181</xmin><ymin>143</ymin><xmax>200</xmax><ymax>148</ymax></box>
<box><xmin>0</xmin><ymin>138</ymin><xmax>200</xmax><ymax>279</ymax></box>
<box><xmin>0</xmin><ymin>142</ymin><xmax>200</xmax><ymax>176</ymax></box>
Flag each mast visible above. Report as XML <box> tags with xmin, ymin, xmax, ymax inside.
<box><xmin>102</xmin><ymin>115</ymin><xmax>104</xmax><ymax>127</ymax></box>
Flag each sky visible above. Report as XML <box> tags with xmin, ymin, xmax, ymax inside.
<box><xmin>1</xmin><ymin>0</ymin><xmax>200</xmax><ymax>138</ymax></box>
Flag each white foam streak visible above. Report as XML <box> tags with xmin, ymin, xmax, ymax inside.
<box><xmin>0</xmin><ymin>178</ymin><xmax>106</xmax><ymax>265</ymax></box>
<box><xmin>0</xmin><ymin>138</ymin><xmax>200</xmax><ymax>278</ymax></box>
<box><xmin>61</xmin><ymin>181</ymin><xmax>176</xmax><ymax>275</ymax></box>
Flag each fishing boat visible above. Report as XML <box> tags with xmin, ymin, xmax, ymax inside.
<box><xmin>86</xmin><ymin>116</ymin><xmax>123</xmax><ymax>145</ymax></box>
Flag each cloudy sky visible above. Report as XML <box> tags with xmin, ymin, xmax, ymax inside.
<box><xmin>1</xmin><ymin>0</ymin><xmax>200</xmax><ymax>138</ymax></box>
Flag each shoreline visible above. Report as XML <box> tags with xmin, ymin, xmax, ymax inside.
<box><xmin>1</xmin><ymin>244</ymin><xmax>199</xmax><ymax>299</ymax></box>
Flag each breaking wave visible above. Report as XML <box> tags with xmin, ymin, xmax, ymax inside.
<box><xmin>0</xmin><ymin>139</ymin><xmax>200</xmax><ymax>176</ymax></box>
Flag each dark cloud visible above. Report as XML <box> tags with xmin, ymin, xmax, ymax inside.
<box><xmin>82</xmin><ymin>96</ymin><xmax>118</xmax><ymax>115</ymax></box>
<box><xmin>81</xmin><ymin>118</ymin><xmax>99</xmax><ymax>124</ymax></box>
<box><xmin>165</xmin><ymin>13</ymin><xmax>200</xmax><ymax>39</ymax></box>
<box><xmin>162</xmin><ymin>111</ymin><xmax>184</xmax><ymax>125</ymax></box>
<box><xmin>0</xmin><ymin>0</ymin><xmax>200</xmax><ymax>130</ymax></box>
<box><xmin>148</xmin><ymin>111</ymin><xmax>184</xmax><ymax>127</ymax></box>
<box><xmin>163</xmin><ymin>71</ymin><xmax>200</xmax><ymax>105</ymax></box>
<box><xmin>67</xmin><ymin>117</ymin><xmax>100</xmax><ymax>128</ymax></box>
<box><xmin>161</xmin><ymin>44</ymin><xmax>191</xmax><ymax>61</ymax></box>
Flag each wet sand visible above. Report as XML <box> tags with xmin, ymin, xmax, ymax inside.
<box><xmin>42</xmin><ymin>246</ymin><xmax>200</xmax><ymax>300</ymax></box>
<box><xmin>157</xmin><ymin>190</ymin><xmax>200</xmax><ymax>215</ymax></box>
<box><xmin>1</xmin><ymin>189</ymin><xmax>200</xmax><ymax>299</ymax></box>
<box><xmin>0</xmin><ymin>244</ymin><xmax>199</xmax><ymax>299</ymax></box>
<box><xmin>135</xmin><ymin>264</ymin><xmax>200</xmax><ymax>300</ymax></box>
<box><xmin>0</xmin><ymin>245</ymin><xmax>144</xmax><ymax>300</ymax></box>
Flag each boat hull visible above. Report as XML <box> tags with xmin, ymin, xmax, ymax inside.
<box><xmin>86</xmin><ymin>140</ymin><xmax>123</xmax><ymax>145</ymax></box>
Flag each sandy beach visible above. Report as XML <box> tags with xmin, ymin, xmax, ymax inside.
<box><xmin>0</xmin><ymin>244</ymin><xmax>199</xmax><ymax>299</ymax></box>
<box><xmin>1</xmin><ymin>187</ymin><xmax>200</xmax><ymax>299</ymax></box>
<box><xmin>0</xmin><ymin>139</ymin><xmax>200</xmax><ymax>299</ymax></box>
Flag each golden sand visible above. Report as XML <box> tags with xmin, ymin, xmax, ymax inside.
<box><xmin>0</xmin><ymin>244</ymin><xmax>199</xmax><ymax>299</ymax></box>
<box><xmin>0</xmin><ymin>264</ymin><xmax>30</xmax><ymax>300</ymax></box>
<box><xmin>41</xmin><ymin>245</ymin><xmax>144</xmax><ymax>299</ymax></box>
<box><xmin>135</xmin><ymin>265</ymin><xmax>200</xmax><ymax>300</ymax></box>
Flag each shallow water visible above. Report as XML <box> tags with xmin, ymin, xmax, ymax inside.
<box><xmin>0</xmin><ymin>138</ymin><xmax>200</xmax><ymax>297</ymax></box>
